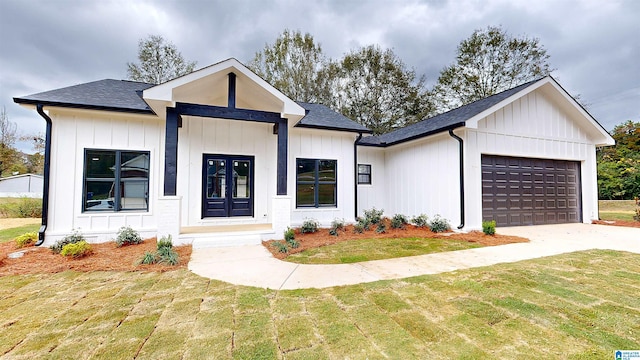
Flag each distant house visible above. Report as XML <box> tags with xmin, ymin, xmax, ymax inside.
<box><xmin>14</xmin><ymin>58</ymin><xmax>614</xmax><ymax>247</ymax></box>
<box><xmin>0</xmin><ymin>174</ymin><xmax>43</xmax><ymax>198</ymax></box>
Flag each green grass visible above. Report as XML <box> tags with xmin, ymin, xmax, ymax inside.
<box><xmin>285</xmin><ymin>237</ymin><xmax>483</xmax><ymax>264</ymax></box>
<box><xmin>598</xmin><ymin>200</ymin><xmax>638</xmax><ymax>221</ymax></box>
<box><xmin>1</xmin><ymin>250</ymin><xmax>638</xmax><ymax>359</ymax></box>
<box><xmin>0</xmin><ymin>223</ymin><xmax>40</xmax><ymax>243</ymax></box>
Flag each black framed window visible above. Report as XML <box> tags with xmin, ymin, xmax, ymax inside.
<box><xmin>296</xmin><ymin>158</ymin><xmax>337</xmax><ymax>207</ymax></box>
<box><xmin>358</xmin><ymin>164</ymin><xmax>371</xmax><ymax>185</ymax></box>
<box><xmin>83</xmin><ymin>149</ymin><xmax>150</xmax><ymax>212</ymax></box>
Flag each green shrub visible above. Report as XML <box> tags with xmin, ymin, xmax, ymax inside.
<box><xmin>286</xmin><ymin>237</ymin><xmax>300</xmax><ymax>249</ymax></box>
<box><xmin>376</xmin><ymin>223</ymin><xmax>386</xmax><ymax>234</ymax></box>
<box><xmin>429</xmin><ymin>215</ymin><xmax>451</xmax><ymax>233</ymax></box>
<box><xmin>138</xmin><ymin>251</ymin><xmax>157</xmax><ymax>265</ymax></box>
<box><xmin>157</xmin><ymin>246</ymin><xmax>179</xmax><ymax>265</ymax></box>
<box><xmin>363</xmin><ymin>207</ymin><xmax>384</xmax><ymax>225</ymax></box>
<box><xmin>411</xmin><ymin>214</ymin><xmax>429</xmax><ymax>228</ymax></box>
<box><xmin>329</xmin><ymin>218</ymin><xmax>345</xmax><ymax>236</ymax></box>
<box><xmin>353</xmin><ymin>223</ymin><xmax>365</xmax><ymax>234</ymax></box>
<box><xmin>390</xmin><ymin>214</ymin><xmax>408</xmax><ymax>229</ymax></box>
<box><xmin>0</xmin><ymin>197</ymin><xmax>42</xmax><ymax>218</ymax></box>
<box><xmin>272</xmin><ymin>241</ymin><xmax>289</xmax><ymax>253</ymax></box>
<box><xmin>482</xmin><ymin>220</ymin><xmax>496</xmax><ymax>235</ymax></box>
<box><xmin>284</xmin><ymin>227</ymin><xmax>295</xmax><ymax>242</ymax></box>
<box><xmin>15</xmin><ymin>231</ymin><xmax>38</xmax><ymax>248</ymax></box>
<box><xmin>115</xmin><ymin>226</ymin><xmax>143</xmax><ymax>247</ymax></box>
<box><xmin>355</xmin><ymin>217</ymin><xmax>371</xmax><ymax>231</ymax></box>
<box><xmin>157</xmin><ymin>235</ymin><xmax>173</xmax><ymax>250</ymax></box>
<box><xmin>51</xmin><ymin>229</ymin><xmax>85</xmax><ymax>254</ymax></box>
<box><xmin>60</xmin><ymin>240</ymin><xmax>93</xmax><ymax>259</ymax></box>
<box><xmin>300</xmin><ymin>218</ymin><xmax>319</xmax><ymax>233</ymax></box>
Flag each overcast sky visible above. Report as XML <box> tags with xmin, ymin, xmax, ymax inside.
<box><xmin>1</xmin><ymin>0</ymin><xmax>638</xmax><ymax>152</ymax></box>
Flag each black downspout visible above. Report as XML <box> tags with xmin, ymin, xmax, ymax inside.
<box><xmin>448</xmin><ymin>129</ymin><xmax>465</xmax><ymax>229</ymax></box>
<box><xmin>36</xmin><ymin>105</ymin><xmax>52</xmax><ymax>246</ymax></box>
<box><xmin>354</xmin><ymin>133</ymin><xmax>363</xmax><ymax>219</ymax></box>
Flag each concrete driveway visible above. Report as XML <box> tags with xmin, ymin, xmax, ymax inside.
<box><xmin>188</xmin><ymin>223</ymin><xmax>640</xmax><ymax>290</ymax></box>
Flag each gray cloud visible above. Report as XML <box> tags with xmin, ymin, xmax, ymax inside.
<box><xmin>1</xmin><ymin>0</ymin><xmax>638</xmax><ymax>152</ymax></box>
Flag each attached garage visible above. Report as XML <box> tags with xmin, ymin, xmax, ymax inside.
<box><xmin>481</xmin><ymin>155</ymin><xmax>581</xmax><ymax>226</ymax></box>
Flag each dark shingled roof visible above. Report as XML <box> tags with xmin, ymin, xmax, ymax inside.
<box><xmin>13</xmin><ymin>79</ymin><xmax>155</xmax><ymax>114</ymax></box>
<box><xmin>358</xmin><ymin>77</ymin><xmax>545</xmax><ymax>147</ymax></box>
<box><xmin>296</xmin><ymin>102</ymin><xmax>372</xmax><ymax>133</ymax></box>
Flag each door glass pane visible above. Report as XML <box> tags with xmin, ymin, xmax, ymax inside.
<box><xmin>206</xmin><ymin>159</ymin><xmax>226</xmax><ymax>199</ymax></box>
<box><xmin>297</xmin><ymin>159</ymin><xmax>316</xmax><ymax>181</ymax></box>
<box><xmin>318</xmin><ymin>184</ymin><xmax>336</xmax><ymax>206</ymax></box>
<box><xmin>233</xmin><ymin>160</ymin><xmax>250</xmax><ymax>198</ymax></box>
<box><xmin>296</xmin><ymin>184</ymin><xmax>315</xmax><ymax>207</ymax></box>
<box><xmin>318</xmin><ymin>160</ymin><xmax>336</xmax><ymax>181</ymax></box>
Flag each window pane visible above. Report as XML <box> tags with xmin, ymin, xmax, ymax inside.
<box><xmin>358</xmin><ymin>164</ymin><xmax>371</xmax><ymax>174</ymax></box>
<box><xmin>120</xmin><ymin>180</ymin><xmax>148</xmax><ymax>209</ymax></box>
<box><xmin>85</xmin><ymin>181</ymin><xmax>115</xmax><ymax>210</ymax></box>
<box><xmin>358</xmin><ymin>174</ymin><xmax>371</xmax><ymax>184</ymax></box>
<box><xmin>318</xmin><ymin>184</ymin><xmax>336</xmax><ymax>206</ymax></box>
<box><xmin>86</xmin><ymin>150</ymin><xmax>115</xmax><ymax>179</ymax></box>
<box><xmin>120</xmin><ymin>152</ymin><xmax>149</xmax><ymax>179</ymax></box>
<box><xmin>296</xmin><ymin>184</ymin><xmax>315</xmax><ymax>207</ymax></box>
<box><xmin>233</xmin><ymin>160</ymin><xmax>251</xmax><ymax>198</ymax></box>
<box><xmin>206</xmin><ymin>159</ymin><xmax>226</xmax><ymax>199</ymax></box>
<box><xmin>296</xmin><ymin>159</ymin><xmax>316</xmax><ymax>181</ymax></box>
<box><xmin>318</xmin><ymin>160</ymin><xmax>336</xmax><ymax>181</ymax></box>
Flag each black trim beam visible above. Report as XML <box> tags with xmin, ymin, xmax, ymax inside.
<box><xmin>175</xmin><ymin>102</ymin><xmax>283</xmax><ymax>124</ymax></box>
<box><xmin>276</xmin><ymin>118</ymin><xmax>288</xmax><ymax>195</ymax></box>
<box><xmin>164</xmin><ymin>107</ymin><xmax>180</xmax><ymax>195</ymax></box>
<box><xmin>228</xmin><ymin>72</ymin><xmax>236</xmax><ymax>109</ymax></box>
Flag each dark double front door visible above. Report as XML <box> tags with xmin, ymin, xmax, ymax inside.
<box><xmin>202</xmin><ymin>154</ymin><xmax>254</xmax><ymax>218</ymax></box>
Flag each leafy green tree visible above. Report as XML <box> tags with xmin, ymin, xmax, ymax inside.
<box><xmin>597</xmin><ymin>120</ymin><xmax>640</xmax><ymax>199</ymax></box>
<box><xmin>0</xmin><ymin>106</ymin><xmax>20</xmax><ymax>177</ymax></box>
<box><xmin>433</xmin><ymin>26</ymin><xmax>552</xmax><ymax>112</ymax></box>
<box><xmin>248</xmin><ymin>29</ymin><xmax>334</xmax><ymax>104</ymax></box>
<box><xmin>334</xmin><ymin>45</ymin><xmax>433</xmax><ymax>135</ymax></box>
<box><xmin>127</xmin><ymin>35</ymin><xmax>197</xmax><ymax>84</ymax></box>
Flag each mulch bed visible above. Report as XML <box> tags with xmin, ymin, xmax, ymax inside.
<box><xmin>592</xmin><ymin>220</ymin><xmax>640</xmax><ymax>228</ymax></box>
<box><xmin>0</xmin><ymin>238</ymin><xmax>191</xmax><ymax>277</ymax></box>
<box><xmin>263</xmin><ymin>222</ymin><xmax>529</xmax><ymax>260</ymax></box>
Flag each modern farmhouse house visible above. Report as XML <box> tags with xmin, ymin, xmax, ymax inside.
<box><xmin>14</xmin><ymin>58</ymin><xmax>614</xmax><ymax>247</ymax></box>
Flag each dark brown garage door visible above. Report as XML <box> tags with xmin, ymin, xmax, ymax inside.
<box><xmin>481</xmin><ymin>155</ymin><xmax>582</xmax><ymax>227</ymax></box>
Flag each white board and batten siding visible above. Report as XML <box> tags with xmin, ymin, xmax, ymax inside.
<box><xmin>464</xmin><ymin>89</ymin><xmax>599</xmax><ymax>229</ymax></box>
<box><xmin>44</xmin><ymin>108</ymin><xmax>163</xmax><ymax>244</ymax></box>
<box><xmin>289</xmin><ymin>128</ymin><xmax>359</xmax><ymax>227</ymax></box>
<box><xmin>358</xmin><ymin>133</ymin><xmax>462</xmax><ymax>226</ymax></box>
<box><xmin>177</xmin><ymin>115</ymin><xmax>277</xmax><ymax>226</ymax></box>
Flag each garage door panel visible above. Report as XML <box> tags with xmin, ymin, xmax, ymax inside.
<box><xmin>482</xmin><ymin>155</ymin><xmax>582</xmax><ymax>227</ymax></box>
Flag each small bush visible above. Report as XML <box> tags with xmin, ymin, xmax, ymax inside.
<box><xmin>15</xmin><ymin>231</ymin><xmax>38</xmax><ymax>248</ymax></box>
<box><xmin>157</xmin><ymin>246</ymin><xmax>179</xmax><ymax>265</ymax></box>
<box><xmin>482</xmin><ymin>220</ymin><xmax>496</xmax><ymax>235</ymax></box>
<box><xmin>272</xmin><ymin>241</ymin><xmax>289</xmax><ymax>253</ymax></box>
<box><xmin>60</xmin><ymin>241</ymin><xmax>93</xmax><ymax>259</ymax></box>
<box><xmin>363</xmin><ymin>207</ymin><xmax>384</xmax><ymax>225</ymax></box>
<box><xmin>390</xmin><ymin>214</ymin><xmax>408</xmax><ymax>229</ymax></box>
<box><xmin>115</xmin><ymin>226</ymin><xmax>143</xmax><ymax>247</ymax></box>
<box><xmin>284</xmin><ymin>227</ymin><xmax>295</xmax><ymax>242</ymax></box>
<box><xmin>138</xmin><ymin>251</ymin><xmax>157</xmax><ymax>265</ymax></box>
<box><xmin>300</xmin><ymin>218</ymin><xmax>319</xmax><ymax>233</ymax></box>
<box><xmin>0</xmin><ymin>197</ymin><xmax>42</xmax><ymax>218</ymax></box>
<box><xmin>157</xmin><ymin>235</ymin><xmax>173</xmax><ymax>250</ymax></box>
<box><xmin>376</xmin><ymin>223</ymin><xmax>386</xmax><ymax>234</ymax></box>
<box><xmin>353</xmin><ymin>223</ymin><xmax>365</xmax><ymax>234</ymax></box>
<box><xmin>51</xmin><ymin>229</ymin><xmax>85</xmax><ymax>254</ymax></box>
<box><xmin>411</xmin><ymin>214</ymin><xmax>429</xmax><ymax>228</ymax></box>
<box><xmin>329</xmin><ymin>218</ymin><xmax>345</xmax><ymax>236</ymax></box>
<box><xmin>429</xmin><ymin>215</ymin><xmax>451</xmax><ymax>233</ymax></box>
<box><xmin>286</xmin><ymin>237</ymin><xmax>300</xmax><ymax>249</ymax></box>
<box><xmin>355</xmin><ymin>217</ymin><xmax>371</xmax><ymax>231</ymax></box>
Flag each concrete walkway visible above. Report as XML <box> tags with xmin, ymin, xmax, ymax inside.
<box><xmin>188</xmin><ymin>223</ymin><xmax>640</xmax><ymax>290</ymax></box>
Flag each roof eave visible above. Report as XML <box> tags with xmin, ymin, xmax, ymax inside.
<box><xmin>13</xmin><ymin>98</ymin><xmax>155</xmax><ymax>115</ymax></box>
<box><xmin>358</xmin><ymin>122</ymin><xmax>466</xmax><ymax>147</ymax></box>
<box><xmin>294</xmin><ymin>123</ymin><xmax>373</xmax><ymax>134</ymax></box>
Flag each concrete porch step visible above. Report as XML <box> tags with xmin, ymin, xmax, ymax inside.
<box><xmin>181</xmin><ymin>229</ymin><xmax>278</xmax><ymax>249</ymax></box>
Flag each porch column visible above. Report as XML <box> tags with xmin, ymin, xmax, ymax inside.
<box><xmin>164</xmin><ymin>107</ymin><xmax>179</xmax><ymax>196</ymax></box>
<box><xmin>276</xmin><ymin>118</ymin><xmax>288</xmax><ymax>195</ymax></box>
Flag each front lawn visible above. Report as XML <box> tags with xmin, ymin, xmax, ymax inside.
<box><xmin>0</xmin><ymin>223</ymin><xmax>40</xmax><ymax>243</ymax></box>
<box><xmin>285</xmin><ymin>237</ymin><xmax>483</xmax><ymax>264</ymax></box>
<box><xmin>599</xmin><ymin>199</ymin><xmax>637</xmax><ymax>221</ymax></box>
<box><xmin>1</xmin><ymin>250</ymin><xmax>638</xmax><ymax>359</ymax></box>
